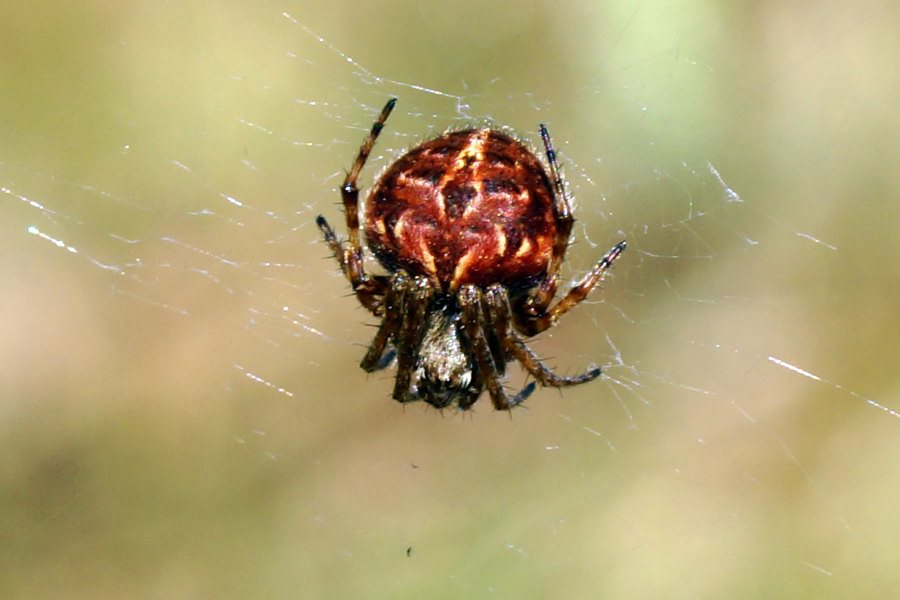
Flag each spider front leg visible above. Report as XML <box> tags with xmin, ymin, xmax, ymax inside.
<box><xmin>520</xmin><ymin>123</ymin><xmax>626</xmax><ymax>334</ymax></box>
<box><xmin>316</xmin><ymin>216</ymin><xmax>387</xmax><ymax>314</ymax></box>
<box><xmin>391</xmin><ymin>276</ymin><xmax>433</xmax><ymax>403</ymax></box>
<box><xmin>484</xmin><ymin>285</ymin><xmax>602</xmax><ymax>387</ymax></box>
<box><xmin>459</xmin><ymin>286</ymin><xmax>536</xmax><ymax>411</ymax></box>
<box><xmin>521</xmin><ymin>123</ymin><xmax>575</xmax><ymax>322</ymax></box>
<box><xmin>316</xmin><ymin>98</ymin><xmax>397</xmax><ymax>314</ymax></box>
<box><xmin>517</xmin><ymin>240</ymin><xmax>626</xmax><ymax>337</ymax></box>
<box><xmin>360</xmin><ymin>272</ymin><xmax>408</xmax><ymax>372</ymax></box>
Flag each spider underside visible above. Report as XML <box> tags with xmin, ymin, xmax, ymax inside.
<box><xmin>316</xmin><ymin>98</ymin><xmax>626</xmax><ymax>411</ymax></box>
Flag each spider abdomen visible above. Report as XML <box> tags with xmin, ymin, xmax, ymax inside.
<box><xmin>364</xmin><ymin>128</ymin><xmax>558</xmax><ymax>291</ymax></box>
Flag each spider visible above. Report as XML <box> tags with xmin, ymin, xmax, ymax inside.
<box><xmin>316</xmin><ymin>98</ymin><xmax>626</xmax><ymax>411</ymax></box>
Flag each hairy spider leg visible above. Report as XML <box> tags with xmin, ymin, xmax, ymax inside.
<box><xmin>518</xmin><ymin>240</ymin><xmax>626</xmax><ymax>336</ymax></box>
<box><xmin>483</xmin><ymin>285</ymin><xmax>602</xmax><ymax>386</ymax></box>
<box><xmin>519</xmin><ymin>124</ymin><xmax>627</xmax><ymax>337</ymax></box>
<box><xmin>391</xmin><ymin>276</ymin><xmax>433</xmax><ymax>403</ymax></box>
<box><xmin>459</xmin><ymin>286</ymin><xmax>537</xmax><ymax>410</ymax></box>
<box><xmin>360</xmin><ymin>272</ymin><xmax>407</xmax><ymax>372</ymax></box>
<box><xmin>316</xmin><ymin>97</ymin><xmax>398</xmax><ymax>314</ymax></box>
<box><xmin>521</xmin><ymin>123</ymin><xmax>576</xmax><ymax>320</ymax></box>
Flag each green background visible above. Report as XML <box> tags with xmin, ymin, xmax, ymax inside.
<box><xmin>2</xmin><ymin>1</ymin><xmax>899</xmax><ymax>598</ymax></box>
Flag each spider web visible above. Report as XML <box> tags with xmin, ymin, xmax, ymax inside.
<box><xmin>2</xmin><ymin>2</ymin><xmax>899</xmax><ymax>597</ymax></box>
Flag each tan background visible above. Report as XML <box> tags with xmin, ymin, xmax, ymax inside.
<box><xmin>2</xmin><ymin>1</ymin><xmax>899</xmax><ymax>598</ymax></box>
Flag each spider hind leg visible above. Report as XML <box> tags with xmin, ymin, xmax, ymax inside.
<box><xmin>484</xmin><ymin>284</ymin><xmax>604</xmax><ymax>389</ymax></box>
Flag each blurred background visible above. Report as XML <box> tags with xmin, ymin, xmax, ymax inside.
<box><xmin>2</xmin><ymin>1</ymin><xmax>899</xmax><ymax>597</ymax></box>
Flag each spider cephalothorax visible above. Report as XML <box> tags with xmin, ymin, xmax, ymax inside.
<box><xmin>317</xmin><ymin>98</ymin><xmax>626</xmax><ymax>410</ymax></box>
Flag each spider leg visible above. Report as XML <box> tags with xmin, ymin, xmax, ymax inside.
<box><xmin>518</xmin><ymin>240</ymin><xmax>626</xmax><ymax>336</ymax></box>
<box><xmin>341</xmin><ymin>98</ymin><xmax>396</xmax><ymax>268</ymax></box>
<box><xmin>521</xmin><ymin>123</ymin><xmax>575</xmax><ymax>320</ymax></box>
<box><xmin>513</xmin><ymin>337</ymin><xmax>602</xmax><ymax>387</ymax></box>
<box><xmin>485</xmin><ymin>285</ymin><xmax>602</xmax><ymax>387</ymax></box>
<box><xmin>391</xmin><ymin>275</ymin><xmax>433</xmax><ymax>403</ymax></box>
<box><xmin>360</xmin><ymin>272</ymin><xmax>406</xmax><ymax>372</ymax></box>
<box><xmin>316</xmin><ymin>98</ymin><xmax>397</xmax><ymax>315</ymax></box>
<box><xmin>459</xmin><ymin>286</ymin><xmax>535</xmax><ymax>410</ymax></box>
<box><xmin>316</xmin><ymin>215</ymin><xmax>387</xmax><ymax>314</ymax></box>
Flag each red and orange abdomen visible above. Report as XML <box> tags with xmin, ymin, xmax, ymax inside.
<box><xmin>364</xmin><ymin>128</ymin><xmax>557</xmax><ymax>291</ymax></box>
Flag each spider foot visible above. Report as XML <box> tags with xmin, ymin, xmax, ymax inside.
<box><xmin>362</xmin><ymin>347</ymin><xmax>396</xmax><ymax>372</ymax></box>
<box><xmin>315</xmin><ymin>214</ymin><xmax>334</xmax><ymax>240</ymax></box>
<box><xmin>582</xmin><ymin>365</ymin><xmax>603</xmax><ymax>383</ymax></box>
<box><xmin>545</xmin><ymin>364</ymin><xmax>602</xmax><ymax>387</ymax></box>
<box><xmin>510</xmin><ymin>381</ymin><xmax>537</xmax><ymax>407</ymax></box>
